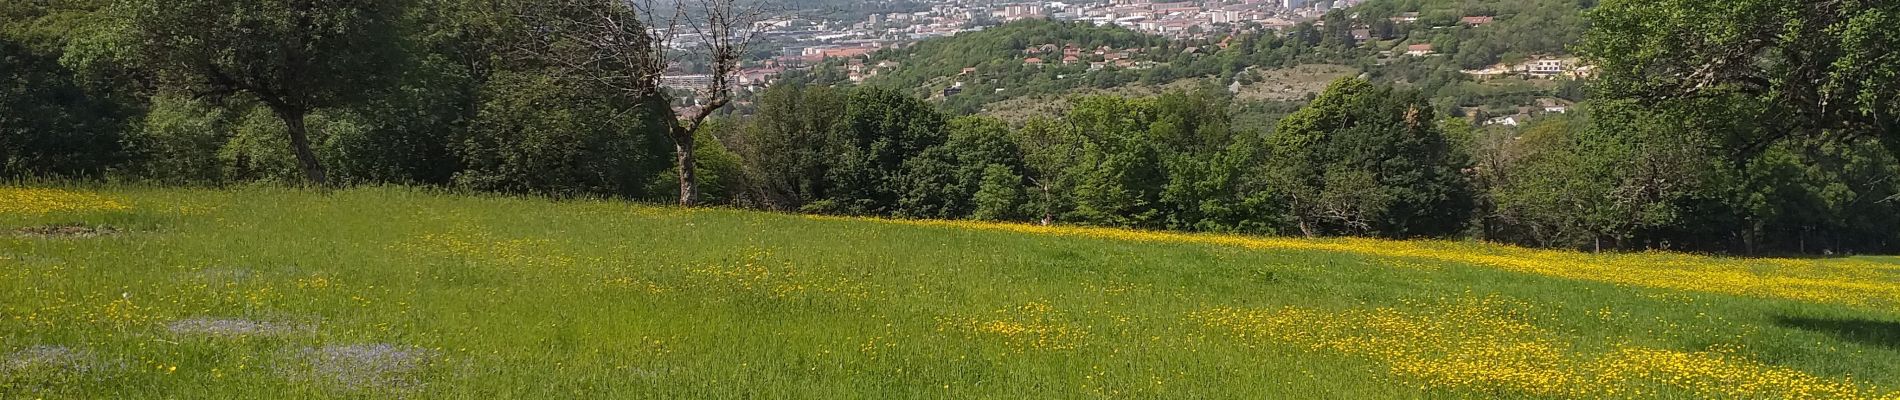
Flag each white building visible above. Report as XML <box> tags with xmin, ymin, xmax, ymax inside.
<box><xmin>1527</xmin><ymin>58</ymin><xmax>1570</xmax><ymax>77</ymax></box>
<box><xmin>1000</xmin><ymin>4</ymin><xmax>1046</xmax><ymax>21</ymax></box>
<box><xmin>1209</xmin><ymin>10</ymin><xmax>1243</xmax><ymax>24</ymax></box>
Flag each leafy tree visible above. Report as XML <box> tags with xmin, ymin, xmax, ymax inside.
<box><xmin>319</xmin><ymin>0</ymin><xmax>521</xmax><ymax>187</ymax></box>
<box><xmin>896</xmin><ymin>116</ymin><xmax>1024</xmax><ymax>219</ymax></box>
<box><xmin>524</xmin><ymin>0</ymin><xmax>765</xmax><ymax>206</ymax></box>
<box><xmin>1145</xmin><ymin>87</ymin><xmax>1264</xmax><ymax>232</ymax></box>
<box><xmin>118</xmin><ymin>0</ymin><xmax>407</xmax><ymax>186</ymax></box>
<box><xmin>1261</xmin><ymin>78</ymin><xmax>1474</xmax><ymax>238</ymax></box>
<box><xmin>1063</xmin><ymin>96</ymin><xmax>1166</xmax><ymax>228</ymax></box>
<box><xmin>1475</xmin><ymin>111</ymin><xmax>1619</xmax><ymax>249</ymax></box>
<box><xmin>0</xmin><ymin>36</ymin><xmax>132</xmax><ymax>178</ymax></box>
<box><xmin>1012</xmin><ymin>117</ymin><xmax>1086</xmax><ymax>224</ymax></box>
<box><xmin>725</xmin><ymin>83</ymin><xmax>847</xmax><ymax>210</ymax></box>
<box><xmin>1584</xmin><ymin>0</ymin><xmax>1900</xmax><ymax>159</ymax></box>
<box><xmin>972</xmin><ymin>164</ymin><xmax>1029</xmax><ymax>221</ymax></box>
<box><xmin>127</xmin><ymin>94</ymin><xmax>236</xmax><ymax>183</ymax></box>
<box><xmin>815</xmin><ymin>87</ymin><xmax>948</xmax><ymax>215</ymax></box>
<box><xmin>452</xmin><ymin>71</ymin><xmax>671</xmax><ymax>198</ymax></box>
<box><xmin>655</xmin><ymin>121</ymin><xmax>747</xmax><ymax>205</ymax></box>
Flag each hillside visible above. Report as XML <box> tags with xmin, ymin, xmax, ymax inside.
<box><xmin>812</xmin><ymin>4</ymin><xmax>1593</xmax><ymax>118</ymax></box>
<box><xmin>4</xmin><ymin>186</ymin><xmax>1899</xmax><ymax>398</ymax></box>
<box><xmin>1351</xmin><ymin>0</ymin><xmax>1592</xmax><ymax>68</ymax></box>
<box><xmin>847</xmin><ymin>19</ymin><xmax>1171</xmax><ymax>114</ymax></box>
<box><xmin>975</xmin><ymin>64</ymin><xmax>1354</xmax><ymax>123</ymax></box>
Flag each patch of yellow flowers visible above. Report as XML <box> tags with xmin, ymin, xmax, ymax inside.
<box><xmin>939</xmin><ymin>301</ymin><xmax>1091</xmax><ymax>352</ymax></box>
<box><xmin>0</xmin><ymin>187</ymin><xmax>131</xmax><ymax>215</ymax></box>
<box><xmin>817</xmin><ymin>216</ymin><xmax>1900</xmax><ymax>308</ymax></box>
<box><xmin>1192</xmin><ymin>296</ymin><xmax>1898</xmax><ymax>399</ymax></box>
<box><xmin>686</xmin><ymin>248</ymin><xmax>874</xmax><ymax>300</ymax></box>
<box><xmin>1596</xmin><ymin>345</ymin><xmax>1885</xmax><ymax>399</ymax></box>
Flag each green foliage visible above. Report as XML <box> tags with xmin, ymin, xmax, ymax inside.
<box><xmin>1584</xmin><ymin>0</ymin><xmax>1899</xmax><ymax>156</ymax></box>
<box><xmin>653</xmin><ymin>122</ymin><xmax>747</xmax><ymax>205</ymax></box>
<box><xmin>727</xmin><ymin>83</ymin><xmax>847</xmax><ymax>210</ymax></box>
<box><xmin>1062</xmin><ymin>96</ymin><xmax>1167</xmax><ymax>228</ymax></box>
<box><xmin>864</xmin><ymin>19</ymin><xmax>1164</xmax><ymax>93</ymax></box>
<box><xmin>816</xmin><ymin>87</ymin><xmax>949</xmax><ymax>215</ymax></box>
<box><xmin>1011</xmin><ymin>117</ymin><xmax>1085</xmax><ymax>223</ymax></box>
<box><xmin>971</xmin><ymin>164</ymin><xmax>1029</xmax><ymax>221</ymax></box>
<box><xmin>896</xmin><ymin>116</ymin><xmax>1024</xmax><ymax>219</ymax></box>
<box><xmin>127</xmin><ymin>95</ymin><xmax>234</xmax><ymax>184</ymax></box>
<box><xmin>117</xmin><ymin>0</ymin><xmax>406</xmax><ymax>111</ymax></box>
<box><xmin>452</xmin><ymin>71</ymin><xmax>671</xmax><ymax>198</ymax></box>
<box><xmin>1473</xmin><ymin>110</ymin><xmax>1640</xmax><ymax>249</ymax></box>
<box><xmin>116</xmin><ymin>0</ymin><xmax>409</xmax><ymax>184</ymax></box>
<box><xmin>844</xmin><ymin>19</ymin><xmax>1353</xmax><ymax>115</ymax></box>
<box><xmin>0</xmin><ymin>37</ymin><xmax>131</xmax><ymax>178</ymax></box>
<box><xmin>220</xmin><ymin>105</ymin><xmax>308</xmax><ymax>183</ymax></box>
<box><xmin>1524</xmin><ymin>0</ymin><xmax>1900</xmax><ymax>253</ymax></box>
<box><xmin>1356</xmin><ymin>0</ymin><xmax>1591</xmax><ymax>68</ymax></box>
<box><xmin>1262</xmin><ymin>78</ymin><xmax>1474</xmax><ymax>238</ymax></box>
<box><xmin>1473</xmin><ymin>102</ymin><xmax>1900</xmax><ymax>253</ymax></box>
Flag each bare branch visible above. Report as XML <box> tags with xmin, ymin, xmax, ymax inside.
<box><xmin>519</xmin><ymin>0</ymin><xmax>778</xmax><ymax>206</ymax></box>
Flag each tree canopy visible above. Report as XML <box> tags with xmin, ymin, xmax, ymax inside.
<box><xmin>118</xmin><ymin>0</ymin><xmax>407</xmax><ymax>185</ymax></box>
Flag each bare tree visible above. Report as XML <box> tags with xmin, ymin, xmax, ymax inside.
<box><xmin>523</xmin><ymin>0</ymin><xmax>768</xmax><ymax>206</ymax></box>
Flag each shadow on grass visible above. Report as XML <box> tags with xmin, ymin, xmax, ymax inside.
<box><xmin>1775</xmin><ymin>316</ymin><xmax>1900</xmax><ymax>350</ymax></box>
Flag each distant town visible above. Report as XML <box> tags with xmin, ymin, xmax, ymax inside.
<box><xmin>663</xmin><ymin>0</ymin><xmax>1369</xmax><ymax>90</ymax></box>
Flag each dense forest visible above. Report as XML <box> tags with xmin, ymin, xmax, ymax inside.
<box><xmin>2</xmin><ymin>0</ymin><xmax>1896</xmax><ymax>254</ymax></box>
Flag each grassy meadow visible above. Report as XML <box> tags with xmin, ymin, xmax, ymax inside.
<box><xmin>3</xmin><ymin>185</ymin><xmax>1899</xmax><ymax>398</ymax></box>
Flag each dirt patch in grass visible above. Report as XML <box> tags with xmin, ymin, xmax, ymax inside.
<box><xmin>2</xmin><ymin>345</ymin><xmax>119</xmax><ymax>392</ymax></box>
<box><xmin>280</xmin><ymin>344</ymin><xmax>435</xmax><ymax>395</ymax></box>
<box><xmin>4</xmin><ymin>346</ymin><xmax>97</xmax><ymax>373</ymax></box>
<box><xmin>166</xmin><ymin>317</ymin><xmax>317</xmax><ymax>339</ymax></box>
<box><xmin>13</xmin><ymin>224</ymin><xmax>121</xmax><ymax>238</ymax></box>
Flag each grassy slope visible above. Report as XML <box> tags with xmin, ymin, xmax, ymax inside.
<box><xmin>2</xmin><ymin>186</ymin><xmax>1898</xmax><ymax>399</ymax></box>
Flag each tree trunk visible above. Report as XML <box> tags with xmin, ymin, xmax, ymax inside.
<box><xmin>274</xmin><ymin>108</ymin><xmax>329</xmax><ymax>187</ymax></box>
<box><xmin>675</xmin><ymin>127</ymin><xmax>700</xmax><ymax>207</ymax></box>
<box><xmin>1038</xmin><ymin>183</ymin><xmax>1054</xmax><ymax>225</ymax></box>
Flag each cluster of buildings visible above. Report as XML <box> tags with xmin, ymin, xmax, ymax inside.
<box><xmin>1021</xmin><ymin>43</ymin><xmax>1160</xmax><ymax>70</ymax></box>
<box><xmin>1461</xmin><ymin>58</ymin><xmax>1592</xmax><ymax>80</ymax></box>
<box><xmin>1482</xmin><ymin>98</ymin><xmax>1574</xmax><ymax>127</ymax></box>
<box><xmin>774</xmin><ymin>0</ymin><xmax>1359</xmax><ymax>63</ymax></box>
<box><xmin>1063</xmin><ymin>0</ymin><xmax>1357</xmax><ymax>37</ymax></box>
<box><xmin>663</xmin><ymin>0</ymin><xmax>1352</xmax><ymax>91</ymax></box>
<box><xmin>660</xmin><ymin>0</ymin><xmax>1465</xmax><ymax>92</ymax></box>
<box><xmin>836</xmin><ymin>0</ymin><xmax>1358</xmax><ymax>41</ymax></box>
<box><xmin>1358</xmin><ymin>13</ymin><xmax>1587</xmax><ymax>80</ymax></box>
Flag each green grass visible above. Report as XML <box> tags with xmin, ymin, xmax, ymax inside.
<box><xmin>3</xmin><ymin>186</ymin><xmax>1898</xmax><ymax>398</ymax></box>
